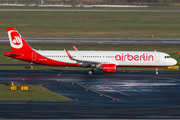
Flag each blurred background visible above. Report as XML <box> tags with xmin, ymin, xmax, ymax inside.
<box><xmin>0</xmin><ymin>0</ymin><xmax>180</xmax><ymax>6</ymax></box>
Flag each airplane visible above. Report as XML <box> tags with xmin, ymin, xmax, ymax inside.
<box><xmin>4</xmin><ymin>27</ymin><xmax>177</xmax><ymax>74</ymax></box>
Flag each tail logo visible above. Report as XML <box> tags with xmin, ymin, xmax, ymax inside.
<box><xmin>13</xmin><ymin>36</ymin><xmax>21</xmax><ymax>45</ymax></box>
<box><xmin>8</xmin><ymin>30</ymin><xmax>23</xmax><ymax>49</ymax></box>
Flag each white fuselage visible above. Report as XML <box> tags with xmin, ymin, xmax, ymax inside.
<box><xmin>36</xmin><ymin>50</ymin><xmax>177</xmax><ymax>67</ymax></box>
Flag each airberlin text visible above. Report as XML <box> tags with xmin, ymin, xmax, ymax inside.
<box><xmin>115</xmin><ymin>53</ymin><xmax>154</xmax><ymax>61</ymax></box>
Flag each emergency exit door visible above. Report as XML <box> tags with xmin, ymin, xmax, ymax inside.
<box><xmin>155</xmin><ymin>53</ymin><xmax>160</xmax><ymax>62</ymax></box>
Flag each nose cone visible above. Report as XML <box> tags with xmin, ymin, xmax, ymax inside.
<box><xmin>171</xmin><ymin>58</ymin><xmax>177</xmax><ymax>65</ymax></box>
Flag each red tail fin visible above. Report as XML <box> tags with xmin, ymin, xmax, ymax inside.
<box><xmin>7</xmin><ymin>27</ymin><xmax>33</xmax><ymax>52</ymax></box>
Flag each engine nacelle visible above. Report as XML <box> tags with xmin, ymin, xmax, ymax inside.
<box><xmin>102</xmin><ymin>64</ymin><xmax>116</xmax><ymax>73</ymax></box>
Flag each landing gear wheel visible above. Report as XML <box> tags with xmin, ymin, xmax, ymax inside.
<box><xmin>155</xmin><ymin>67</ymin><xmax>158</xmax><ymax>75</ymax></box>
<box><xmin>88</xmin><ymin>70</ymin><xmax>94</xmax><ymax>75</ymax></box>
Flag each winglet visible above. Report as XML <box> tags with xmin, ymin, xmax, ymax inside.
<box><xmin>72</xmin><ymin>45</ymin><xmax>78</xmax><ymax>51</ymax></box>
<box><xmin>65</xmin><ymin>49</ymin><xmax>73</xmax><ymax>59</ymax></box>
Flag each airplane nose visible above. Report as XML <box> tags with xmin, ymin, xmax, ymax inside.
<box><xmin>172</xmin><ymin>58</ymin><xmax>177</xmax><ymax>65</ymax></box>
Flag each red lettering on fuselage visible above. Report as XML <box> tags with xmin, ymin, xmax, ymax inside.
<box><xmin>115</xmin><ymin>55</ymin><xmax>121</xmax><ymax>61</ymax></box>
<box><xmin>115</xmin><ymin>53</ymin><xmax>154</xmax><ymax>61</ymax></box>
<box><xmin>134</xmin><ymin>55</ymin><xmax>139</xmax><ymax>61</ymax></box>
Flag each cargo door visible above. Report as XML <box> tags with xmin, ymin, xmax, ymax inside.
<box><xmin>78</xmin><ymin>54</ymin><xmax>82</xmax><ymax>60</ymax></box>
<box><xmin>155</xmin><ymin>53</ymin><xmax>160</xmax><ymax>62</ymax></box>
<box><xmin>32</xmin><ymin>52</ymin><xmax>36</xmax><ymax>61</ymax></box>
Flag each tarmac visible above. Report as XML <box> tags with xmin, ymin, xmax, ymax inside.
<box><xmin>0</xmin><ymin>9</ymin><xmax>180</xmax><ymax>12</ymax></box>
<box><xmin>1</xmin><ymin>37</ymin><xmax>180</xmax><ymax>45</ymax></box>
<box><xmin>0</xmin><ymin>70</ymin><xmax>180</xmax><ymax>119</ymax></box>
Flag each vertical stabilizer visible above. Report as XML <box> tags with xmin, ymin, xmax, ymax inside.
<box><xmin>7</xmin><ymin>27</ymin><xmax>33</xmax><ymax>52</ymax></box>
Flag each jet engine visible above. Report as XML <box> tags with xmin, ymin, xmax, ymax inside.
<box><xmin>102</xmin><ymin>64</ymin><xmax>116</xmax><ymax>73</ymax></box>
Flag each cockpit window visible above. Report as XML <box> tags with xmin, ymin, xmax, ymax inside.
<box><xmin>165</xmin><ymin>56</ymin><xmax>171</xmax><ymax>58</ymax></box>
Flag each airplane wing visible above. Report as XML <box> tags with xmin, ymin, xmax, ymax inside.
<box><xmin>64</xmin><ymin>49</ymin><xmax>104</xmax><ymax>66</ymax></box>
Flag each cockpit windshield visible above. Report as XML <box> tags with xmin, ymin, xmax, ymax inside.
<box><xmin>165</xmin><ymin>56</ymin><xmax>171</xmax><ymax>58</ymax></box>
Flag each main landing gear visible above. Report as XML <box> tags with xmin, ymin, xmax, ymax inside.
<box><xmin>88</xmin><ymin>69</ymin><xmax>94</xmax><ymax>75</ymax></box>
<box><xmin>88</xmin><ymin>66</ymin><xmax>94</xmax><ymax>75</ymax></box>
<box><xmin>155</xmin><ymin>67</ymin><xmax>158</xmax><ymax>75</ymax></box>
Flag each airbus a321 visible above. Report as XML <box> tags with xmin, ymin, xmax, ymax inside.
<box><xmin>4</xmin><ymin>27</ymin><xmax>177</xmax><ymax>74</ymax></box>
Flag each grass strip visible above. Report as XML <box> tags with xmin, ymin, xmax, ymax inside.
<box><xmin>0</xmin><ymin>84</ymin><xmax>72</xmax><ymax>100</ymax></box>
<box><xmin>0</xmin><ymin>11</ymin><xmax>180</xmax><ymax>38</ymax></box>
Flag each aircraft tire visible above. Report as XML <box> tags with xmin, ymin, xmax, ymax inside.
<box><xmin>88</xmin><ymin>70</ymin><xmax>94</xmax><ymax>75</ymax></box>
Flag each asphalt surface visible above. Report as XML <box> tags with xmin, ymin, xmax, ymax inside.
<box><xmin>0</xmin><ymin>70</ymin><xmax>180</xmax><ymax>119</ymax></box>
<box><xmin>0</xmin><ymin>9</ymin><xmax>180</xmax><ymax>12</ymax></box>
<box><xmin>1</xmin><ymin>37</ymin><xmax>180</xmax><ymax>45</ymax></box>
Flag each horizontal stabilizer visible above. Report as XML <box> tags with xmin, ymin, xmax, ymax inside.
<box><xmin>4</xmin><ymin>52</ymin><xmax>22</xmax><ymax>57</ymax></box>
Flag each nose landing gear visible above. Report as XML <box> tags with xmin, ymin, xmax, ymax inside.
<box><xmin>155</xmin><ymin>67</ymin><xmax>158</xmax><ymax>75</ymax></box>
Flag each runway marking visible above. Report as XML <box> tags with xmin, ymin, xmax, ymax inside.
<box><xmin>57</xmin><ymin>72</ymin><xmax>62</xmax><ymax>76</ymax></box>
<box><xmin>74</xmin><ymin>82</ymin><xmax>121</xmax><ymax>101</ymax></box>
<box><xmin>95</xmin><ymin>82</ymin><xmax>179</xmax><ymax>87</ymax></box>
<box><xmin>116</xmin><ymin>91</ymin><xmax>130</xmax><ymax>97</ymax></box>
<box><xmin>116</xmin><ymin>74</ymin><xmax>180</xmax><ymax>82</ymax></box>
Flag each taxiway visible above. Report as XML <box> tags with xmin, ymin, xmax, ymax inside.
<box><xmin>0</xmin><ymin>70</ymin><xmax>180</xmax><ymax>119</ymax></box>
<box><xmin>0</xmin><ymin>9</ymin><xmax>180</xmax><ymax>12</ymax></box>
<box><xmin>1</xmin><ymin>37</ymin><xmax>180</xmax><ymax>45</ymax></box>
